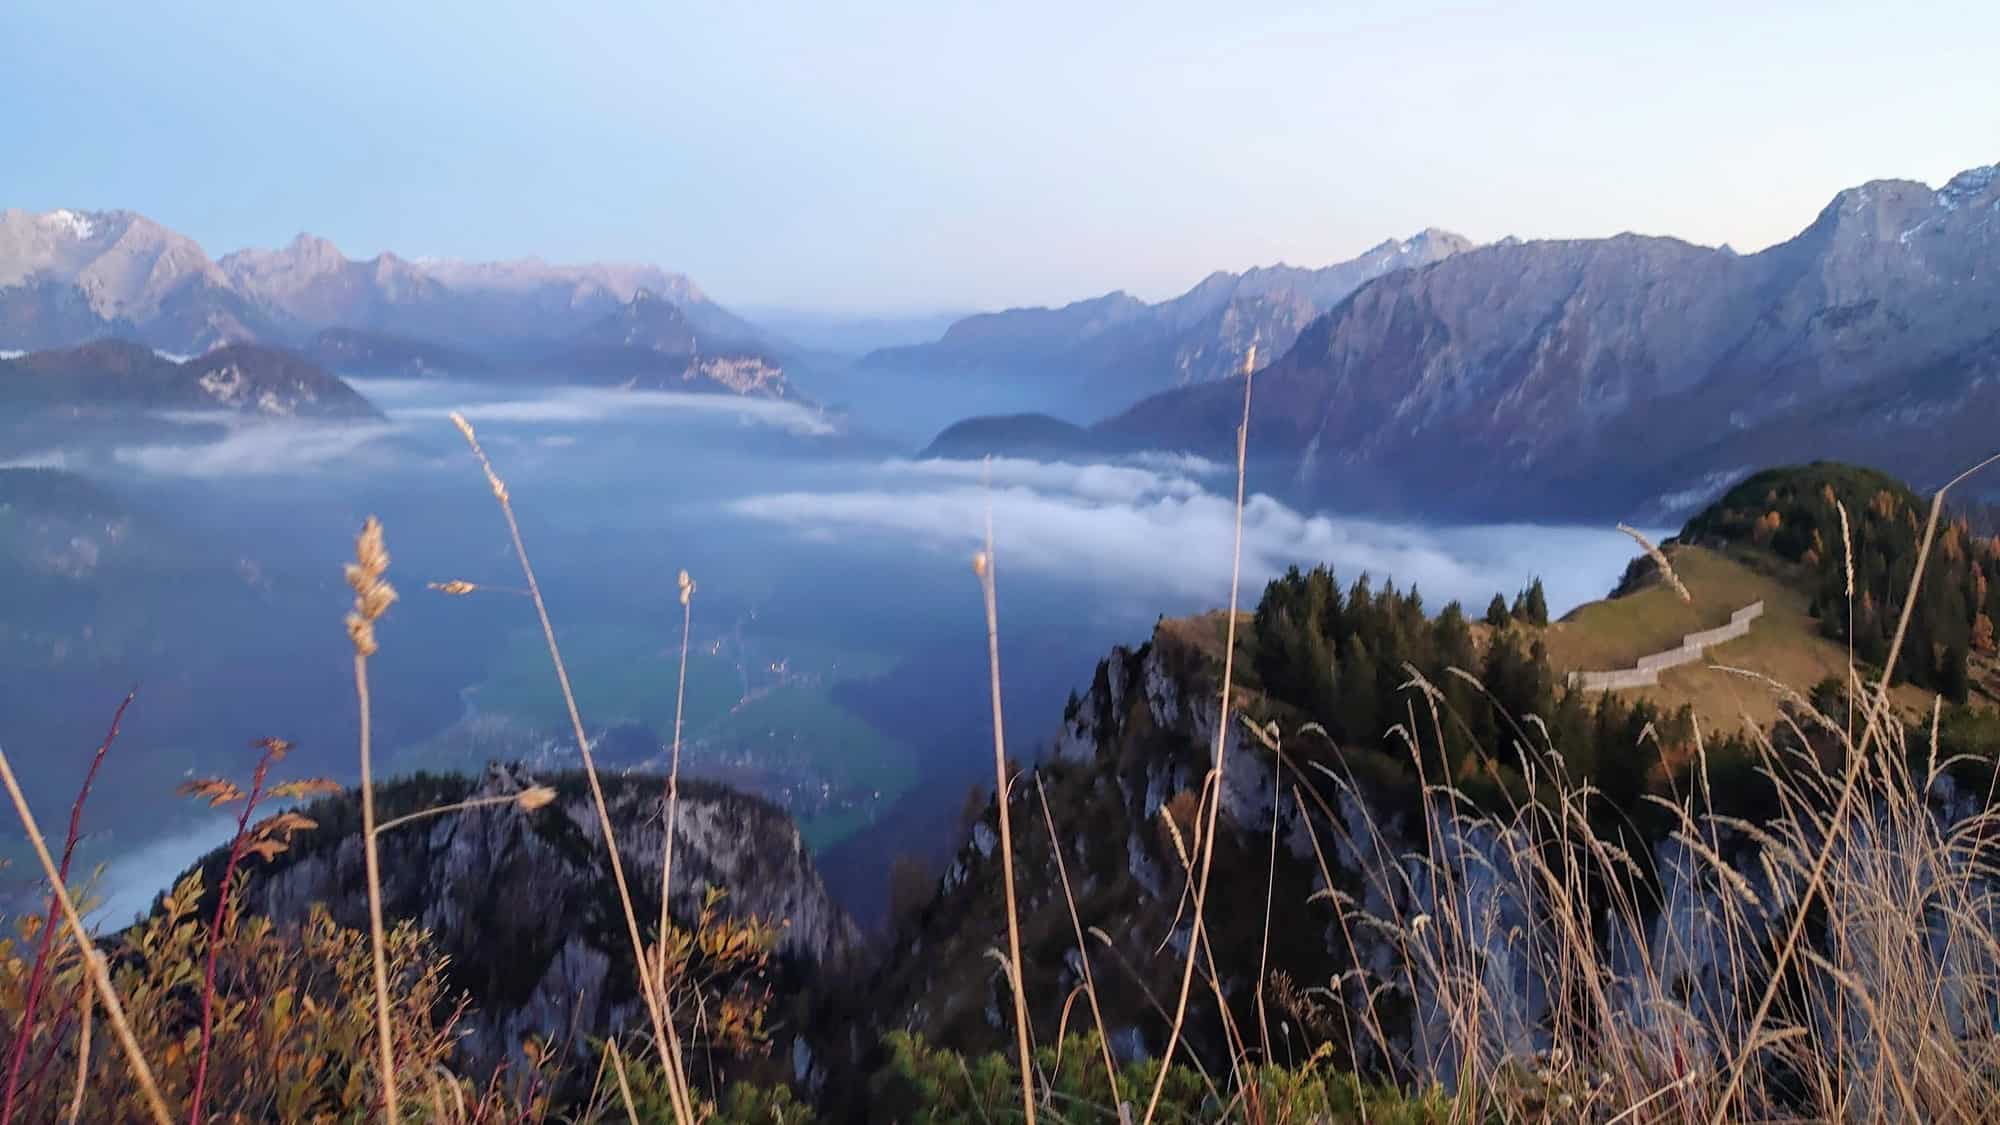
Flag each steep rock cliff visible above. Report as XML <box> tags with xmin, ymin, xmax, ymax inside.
<box><xmin>197</xmin><ymin>764</ymin><xmax>862</xmax><ymax>1081</ymax></box>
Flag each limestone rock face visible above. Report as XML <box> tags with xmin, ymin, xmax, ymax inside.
<box><xmin>210</xmin><ymin>764</ymin><xmax>860</xmax><ymax>1076</ymax></box>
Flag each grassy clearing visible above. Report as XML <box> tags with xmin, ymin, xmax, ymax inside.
<box><xmin>1541</xmin><ymin>544</ymin><xmax>1938</xmax><ymax>732</ymax></box>
<box><xmin>1541</xmin><ymin>546</ymin><xmax>1765</xmax><ymax>671</ymax></box>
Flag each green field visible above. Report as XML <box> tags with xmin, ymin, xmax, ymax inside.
<box><xmin>472</xmin><ymin>623</ymin><xmax>744</xmax><ymax>732</ymax></box>
<box><xmin>400</xmin><ymin>621</ymin><xmax>914</xmax><ymax>850</ymax></box>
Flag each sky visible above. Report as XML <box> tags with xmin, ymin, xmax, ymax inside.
<box><xmin>6</xmin><ymin>0</ymin><xmax>1997</xmax><ymax>314</ymax></box>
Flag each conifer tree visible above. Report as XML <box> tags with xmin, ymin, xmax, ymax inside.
<box><xmin>1524</xmin><ymin>578</ymin><xmax>1550</xmax><ymax>627</ymax></box>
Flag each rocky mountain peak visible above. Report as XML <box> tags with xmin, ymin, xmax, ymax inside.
<box><xmin>1</xmin><ymin>208</ymin><xmax>228</xmax><ymax>321</ymax></box>
<box><xmin>1938</xmin><ymin>162</ymin><xmax>2000</xmax><ymax>209</ymax></box>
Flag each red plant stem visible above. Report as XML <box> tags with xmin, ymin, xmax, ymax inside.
<box><xmin>1</xmin><ymin>691</ymin><xmax>133</xmax><ymax>1125</ymax></box>
<box><xmin>16</xmin><ymin>981</ymin><xmax>83</xmax><ymax>1111</ymax></box>
<box><xmin>186</xmin><ymin>746</ymin><xmax>274</xmax><ymax>1125</ymax></box>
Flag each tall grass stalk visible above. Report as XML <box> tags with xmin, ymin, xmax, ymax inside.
<box><xmin>1141</xmin><ymin>344</ymin><xmax>1255</xmax><ymax>1125</ymax></box>
<box><xmin>345</xmin><ymin>516</ymin><xmax>403</xmax><ymax>1124</ymax></box>
<box><xmin>0</xmin><ymin>742</ymin><xmax>173</xmax><ymax>1125</ymax></box>
<box><xmin>975</xmin><ymin>499</ymin><xmax>1037</xmax><ymax>1125</ymax></box>
<box><xmin>659</xmin><ymin>571</ymin><xmax>695</xmax><ymax>983</ymax></box>
<box><xmin>604</xmin><ymin>1040</ymin><xmax>641</xmax><ymax>1125</ymax></box>
<box><xmin>371</xmin><ymin>785</ymin><xmax>557</xmax><ymax>836</ymax></box>
<box><xmin>449</xmin><ymin>412</ymin><xmax>696</xmax><ymax>1125</ymax></box>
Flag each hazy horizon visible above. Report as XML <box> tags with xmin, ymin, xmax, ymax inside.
<box><xmin>7</xmin><ymin>1</ymin><xmax>1997</xmax><ymax>316</ymax></box>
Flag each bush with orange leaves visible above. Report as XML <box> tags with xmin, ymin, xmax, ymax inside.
<box><xmin>0</xmin><ymin>871</ymin><xmax>545</xmax><ymax>1123</ymax></box>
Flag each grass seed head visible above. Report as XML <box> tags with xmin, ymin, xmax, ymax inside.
<box><xmin>345</xmin><ymin>517</ymin><xmax>397</xmax><ymax>656</ymax></box>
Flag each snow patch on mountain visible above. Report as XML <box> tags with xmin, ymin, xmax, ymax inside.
<box><xmin>1938</xmin><ymin>164</ymin><xmax>1998</xmax><ymax>211</ymax></box>
<box><xmin>41</xmin><ymin>209</ymin><xmax>96</xmax><ymax>241</ymax></box>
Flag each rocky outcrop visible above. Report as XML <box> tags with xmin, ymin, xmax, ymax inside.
<box><xmin>202</xmin><ymin>764</ymin><xmax>862</xmax><ymax>1078</ymax></box>
<box><xmin>876</xmin><ymin>618</ymin><xmax>1337</xmax><ymax>1066</ymax></box>
<box><xmin>0</xmin><ymin>339</ymin><xmax>381</xmax><ymax>418</ymax></box>
<box><xmin>529</xmin><ymin>289</ymin><xmax>796</xmax><ymax>397</ymax></box>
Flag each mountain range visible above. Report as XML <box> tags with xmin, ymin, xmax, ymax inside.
<box><xmin>13</xmin><ymin>160</ymin><xmax>2000</xmax><ymax>506</ymax></box>
<box><xmin>862</xmin><ymin>228</ymin><xmax>1474</xmax><ymax>414</ymax></box>
<box><xmin>936</xmin><ymin>162</ymin><xmax>2000</xmax><ymax>520</ymax></box>
<box><xmin>0</xmin><ymin>209</ymin><xmax>770</xmax><ymax>361</ymax></box>
<box><xmin>0</xmin><ymin>208</ymin><xmax>812</xmax><ymax>406</ymax></box>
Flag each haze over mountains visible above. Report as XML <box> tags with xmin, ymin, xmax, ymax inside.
<box><xmin>8</xmin><ymin>161</ymin><xmax>2000</xmax><ymax>520</ymax></box>
<box><xmin>0</xmin><ymin>208</ymin><xmax>800</xmax><ymax>403</ymax></box>
<box><xmin>864</xmin><ymin>228</ymin><xmax>1475</xmax><ymax>414</ymax></box>
<box><xmin>0</xmin><ymin>209</ymin><xmax>767</xmax><ymax>355</ymax></box>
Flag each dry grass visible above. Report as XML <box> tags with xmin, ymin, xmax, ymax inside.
<box><xmin>1313</xmin><ymin>698</ymin><xmax>2000</xmax><ymax>1122</ymax></box>
<box><xmin>975</xmin><ymin>504</ymin><xmax>1039</xmax><ymax>1125</ymax></box>
<box><xmin>345</xmin><ymin>515</ymin><xmax>402</xmax><ymax>1124</ymax></box>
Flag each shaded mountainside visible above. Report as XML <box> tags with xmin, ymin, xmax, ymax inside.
<box><xmin>920</xmin><ymin>412</ymin><xmax>1093</xmax><ymax>459</ymax></box>
<box><xmin>1097</xmin><ymin>162</ymin><xmax>2000</xmax><ymax>520</ymax></box>
<box><xmin>195</xmin><ymin>763</ymin><xmax>862</xmax><ymax>1081</ymax></box>
<box><xmin>863</xmin><ymin>230</ymin><xmax>1472</xmax><ymax>413</ymax></box>
<box><xmin>542</xmin><ymin>289</ymin><xmax>794</xmax><ymax>397</ymax></box>
<box><xmin>0</xmin><ymin>338</ymin><xmax>381</xmax><ymax>418</ymax></box>
<box><xmin>303</xmin><ymin>325</ymin><xmax>496</xmax><ymax>378</ymax></box>
<box><xmin>0</xmin><ymin>466</ymin><xmax>140</xmax><ymax>581</ymax></box>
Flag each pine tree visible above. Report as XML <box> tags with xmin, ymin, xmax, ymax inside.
<box><xmin>1524</xmin><ymin>578</ymin><xmax>1550</xmax><ymax>627</ymax></box>
<box><xmin>1941</xmin><ymin>642</ymin><xmax>1971</xmax><ymax>705</ymax></box>
<box><xmin>1338</xmin><ymin>633</ymin><xmax>1380</xmax><ymax>744</ymax></box>
<box><xmin>1485</xmin><ymin>593</ymin><xmax>1510</xmax><ymax>630</ymax></box>
<box><xmin>1434</xmin><ymin>602</ymin><xmax>1475</xmax><ymax>670</ymax></box>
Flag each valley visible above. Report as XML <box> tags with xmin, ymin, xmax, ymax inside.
<box><xmin>6</xmin><ymin>132</ymin><xmax>2000</xmax><ymax>1122</ymax></box>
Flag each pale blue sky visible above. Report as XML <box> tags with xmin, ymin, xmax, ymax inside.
<box><xmin>5</xmin><ymin>0</ymin><xmax>1996</xmax><ymax>313</ymax></box>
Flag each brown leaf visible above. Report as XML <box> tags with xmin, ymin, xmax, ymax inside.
<box><xmin>252</xmin><ymin>811</ymin><xmax>318</xmax><ymax>841</ymax></box>
<box><xmin>270</xmin><ymin>778</ymin><xmax>344</xmax><ymax>800</ymax></box>
<box><xmin>178</xmin><ymin>778</ymin><xmax>245</xmax><ymax>807</ymax></box>
<box><xmin>243</xmin><ymin>839</ymin><xmax>289</xmax><ymax>863</ymax></box>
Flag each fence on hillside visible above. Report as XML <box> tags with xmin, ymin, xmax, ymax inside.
<box><xmin>1567</xmin><ymin>601</ymin><xmax>1764</xmax><ymax>692</ymax></box>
